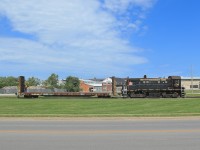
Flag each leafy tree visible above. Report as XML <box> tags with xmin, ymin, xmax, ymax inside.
<box><xmin>26</xmin><ymin>77</ymin><xmax>41</xmax><ymax>87</ymax></box>
<box><xmin>64</xmin><ymin>76</ymin><xmax>80</xmax><ymax>92</ymax></box>
<box><xmin>0</xmin><ymin>77</ymin><xmax>6</xmax><ymax>88</ymax></box>
<box><xmin>5</xmin><ymin>76</ymin><xmax>18</xmax><ymax>86</ymax></box>
<box><xmin>0</xmin><ymin>76</ymin><xmax>18</xmax><ymax>88</ymax></box>
<box><xmin>43</xmin><ymin>73</ymin><xmax>59</xmax><ymax>89</ymax></box>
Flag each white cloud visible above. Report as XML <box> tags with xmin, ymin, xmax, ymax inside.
<box><xmin>0</xmin><ymin>0</ymin><xmax>155</xmax><ymax>78</ymax></box>
<box><xmin>102</xmin><ymin>0</ymin><xmax>156</xmax><ymax>32</ymax></box>
<box><xmin>103</xmin><ymin>0</ymin><xmax>155</xmax><ymax>12</ymax></box>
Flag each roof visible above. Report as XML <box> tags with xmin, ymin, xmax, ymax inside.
<box><xmin>89</xmin><ymin>78</ymin><xmax>104</xmax><ymax>82</ymax></box>
<box><xmin>168</xmin><ymin>76</ymin><xmax>181</xmax><ymax>79</ymax></box>
<box><xmin>88</xmin><ymin>83</ymin><xmax>102</xmax><ymax>87</ymax></box>
<box><xmin>80</xmin><ymin>79</ymin><xmax>102</xmax><ymax>87</ymax></box>
<box><xmin>102</xmin><ymin>77</ymin><xmax>112</xmax><ymax>83</ymax></box>
<box><xmin>181</xmin><ymin>77</ymin><xmax>200</xmax><ymax>80</ymax></box>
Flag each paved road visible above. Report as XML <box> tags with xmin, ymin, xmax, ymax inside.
<box><xmin>0</xmin><ymin>118</ymin><xmax>200</xmax><ymax>150</ymax></box>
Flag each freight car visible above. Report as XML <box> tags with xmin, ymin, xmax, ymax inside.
<box><xmin>121</xmin><ymin>75</ymin><xmax>185</xmax><ymax>98</ymax></box>
<box><xmin>17</xmin><ymin>76</ymin><xmax>111</xmax><ymax>98</ymax></box>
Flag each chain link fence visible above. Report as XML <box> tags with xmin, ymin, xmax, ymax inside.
<box><xmin>0</xmin><ymin>86</ymin><xmax>68</xmax><ymax>94</ymax></box>
<box><xmin>0</xmin><ymin>86</ymin><xmax>18</xmax><ymax>94</ymax></box>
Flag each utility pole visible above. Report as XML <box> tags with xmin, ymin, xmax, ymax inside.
<box><xmin>191</xmin><ymin>65</ymin><xmax>193</xmax><ymax>94</ymax></box>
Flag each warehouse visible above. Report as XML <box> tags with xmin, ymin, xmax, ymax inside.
<box><xmin>181</xmin><ymin>77</ymin><xmax>200</xmax><ymax>90</ymax></box>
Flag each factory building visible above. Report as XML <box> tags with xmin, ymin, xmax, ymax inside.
<box><xmin>181</xmin><ymin>77</ymin><xmax>200</xmax><ymax>90</ymax></box>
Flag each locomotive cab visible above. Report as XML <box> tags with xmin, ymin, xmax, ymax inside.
<box><xmin>167</xmin><ymin>76</ymin><xmax>184</xmax><ymax>97</ymax></box>
<box><xmin>168</xmin><ymin>76</ymin><xmax>181</xmax><ymax>89</ymax></box>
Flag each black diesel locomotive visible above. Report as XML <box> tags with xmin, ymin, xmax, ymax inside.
<box><xmin>122</xmin><ymin>75</ymin><xmax>185</xmax><ymax>98</ymax></box>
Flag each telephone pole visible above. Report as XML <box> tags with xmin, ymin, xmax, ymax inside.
<box><xmin>191</xmin><ymin>65</ymin><xmax>193</xmax><ymax>94</ymax></box>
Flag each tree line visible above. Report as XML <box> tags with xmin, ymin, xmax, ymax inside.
<box><xmin>0</xmin><ymin>73</ymin><xmax>81</xmax><ymax>92</ymax></box>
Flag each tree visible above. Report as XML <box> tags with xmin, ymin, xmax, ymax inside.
<box><xmin>43</xmin><ymin>73</ymin><xmax>59</xmax><ymax>89</ymax></box>
<box><xmin>26</xmin><ymin>77</ymin><xmax>41</xmax><ymax>87</ymax></box>
<box><xmin>64</xmin><ymin>76</ymin><xmax>80</xmax><ymax>92</ymax></box>
<box><xmin>0</xmin><ymin>77</ymin><xmax>6</xmax><ymax>88</ymax></box>
<box><xmin>0</xmin><ymin>76</ymin><xmax>18</xmax><ymax>88</ymax></box>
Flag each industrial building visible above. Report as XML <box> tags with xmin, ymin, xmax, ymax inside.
<box><xmin>79</xmin><ymin>79</ymin><xmax>103</xmax><ymax>92</ymax></box>
<box><xmin>79</xmin><ymin>77</ymin><xmax>126</xmax><ymax>95</ymax></box>
<box><xmin>181</xmin><ymin>77</ymin><xmax>200</xmax><ymax>90</ymax></box>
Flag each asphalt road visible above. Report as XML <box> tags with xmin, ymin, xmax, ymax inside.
<box><xmin>0</xmin><ymin>118</ymin><xmax>200</xmax><ymax>150</ymax></box>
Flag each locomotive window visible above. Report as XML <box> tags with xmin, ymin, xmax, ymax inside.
<box><xmin>175</xmin><ymin>80</ymin><xmax>179</xmax><ymax>84</ymax></box>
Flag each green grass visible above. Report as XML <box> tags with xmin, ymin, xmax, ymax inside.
<box><xmin>185</xmin><ymin>90</ymin><xmax>200</xmax><ymax>94</ymax></box>
<box><xmin>185</xmin><ymin>90</ymin><xmax>200</xmax><ymax>97</ymax></box>
<box><xmin>0</xmin><ymin>97</ymin><xmax>200</xmax><ymax>117</ymax></box>
<box><xmin>185</xmin><ymin>94</ymin><xmax>200</xmax><ymax>97</ymax></box>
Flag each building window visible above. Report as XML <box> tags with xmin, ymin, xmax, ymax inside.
<box><xmin>190</xmin><ymin>85</ymin><xmax>199</xmax><ymax>89</ymax></box>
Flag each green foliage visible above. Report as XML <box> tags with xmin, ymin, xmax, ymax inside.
<box><xmin>43</xmin><ymin>73</ymin><xmax>59</xmax><ymax>89</ymax></box>
<box><xmin>0</xmin><ymin>76</ymin><xmax>18</xmax><ymax>88</ymax></box>
<box><xmin>64</xmin><ymin>76</ymin><xmax>80</xmax><ymax>92</ymax></box>
<box><xmin>26</xmin><ymin>77</ymin><xmax>41</xmax><ymax>87</ymax></box>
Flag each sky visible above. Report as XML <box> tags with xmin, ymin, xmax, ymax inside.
<box><xmin>0</xmin><ymin>0</ymin><xmax>199</xmax><ymax>79</ymax></box>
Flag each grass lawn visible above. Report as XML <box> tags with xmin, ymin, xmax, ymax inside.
<box><xmin>0</xmin><ymin>97</ymin><xmax>200</xmax><ymax>117</ymax></box>
<box><xmin>185</xmin><ymin>90</ymin><xmax>200</xmax><ymax>97</ymax></box>
<box><xmin>185</xmin><ymin>90</ymin><xmax>200</xmax><ymax>93</ymax></box>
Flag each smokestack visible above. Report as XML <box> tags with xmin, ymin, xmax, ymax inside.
<box><xmin>144</xmin><ymin>75</ymin><xmax>147</xmax><ymax>78</ymax></box>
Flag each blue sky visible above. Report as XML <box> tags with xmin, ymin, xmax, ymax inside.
<box><xmin>0</xmin><ymin>0</ymin><xmax>199</xmax><ymax>79</ymax></box>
